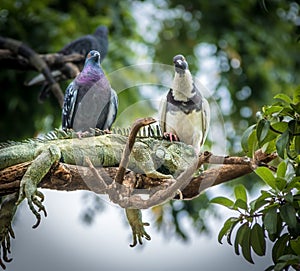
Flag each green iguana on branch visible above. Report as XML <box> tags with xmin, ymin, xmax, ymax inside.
<box><xmin>0</xmin><ymin>121</ymin><xmax>196</xmax><ymax>227</ymax></box>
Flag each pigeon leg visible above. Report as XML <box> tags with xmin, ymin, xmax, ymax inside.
<box><xmin>163</xmin><ymin>132</ymin><xmax>179</xmax><ymax>142</ymax></box>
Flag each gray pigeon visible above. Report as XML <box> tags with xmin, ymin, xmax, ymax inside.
<box><xmin>59</xmin><ymin>25</ymin><xmax>108</xmax><ymax>60</ymax></box>
<box><xmin>62</xmin><ymin>50</ymin><xmax>118</xmax><ymax>131</ymax></box>
<box><xmin>27</xmin><ymin>26</ymin><xmax>109</xmax><ymax>101</ymax></box>
<box><xmin>159</xmin><ymin>54</ymin><xmax>210</xmax><ymax>154</ymax></box>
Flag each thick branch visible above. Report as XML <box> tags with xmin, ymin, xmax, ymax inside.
<box><xmin>0</xmin><ymin>49</ymin><xmax>84</xmax><ymax>71</ymax></box>
<box><xmin>0</xmin><ymin>37</ymin><xmax>65</xmax><ymax>107</ymax></box>
<box><xmin>0</xmin><ymin>151</ymin><xmax>277</xmax><ymax>200</ymax></box>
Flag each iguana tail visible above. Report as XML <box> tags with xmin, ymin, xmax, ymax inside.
<box><xmin>0</xmin><ymin>143</ymin><xmax>37</xmax><ymax>170</ymax></box>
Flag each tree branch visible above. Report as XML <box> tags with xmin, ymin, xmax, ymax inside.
<box><xmin>0</xmin><ymin>37</ymin><xmax>65</xmax><ymax>107</ymax></box>
<box><xmin>0</xmin><ymin>151</ymin><xmax>277</xmax><ymax>200</ymax></box>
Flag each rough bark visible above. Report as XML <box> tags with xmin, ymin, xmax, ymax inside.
<box><xmin>0</xmin><ymin>151</ymin><xmax>277</xmax><ymax>200</ymax></box>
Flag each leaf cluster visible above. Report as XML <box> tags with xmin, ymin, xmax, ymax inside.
<box><xmin>212</xmin><ymin>91</ymin><xmax>300</xmax><ymax>270</ymax></box>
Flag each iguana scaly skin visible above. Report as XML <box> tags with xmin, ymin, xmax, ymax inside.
<box><xmin>0</xmin><ymin>130</ymin><xmax>196</xmax><ymax>227</ymax></box>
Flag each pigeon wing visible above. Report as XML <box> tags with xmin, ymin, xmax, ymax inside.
<box><xmin>103</xmin><ymin>88</ymin><xmax>118</xmax><ymax>130</ymax></box>
<box><xmin>158</xmin><ymin>95</ymin><xmax>167</xmax><ymax>133</ymax></box>
<box><xmin>62</xmin><ymin>81</ymin><xmax>78</xmax><ymax>129</ymax></box>
<box><xmin>199</xmin><ymin>97</ymin><xmax>210</xmax><ymax>147</ymax></box>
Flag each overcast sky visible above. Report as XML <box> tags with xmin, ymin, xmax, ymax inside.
<box><xmin>6</xmin><ymin>189</ymin><xmax>272</xmax><ymax>271</ymax></box>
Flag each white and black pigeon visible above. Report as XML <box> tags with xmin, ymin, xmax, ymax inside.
<box><xmin>62</xmin><ymin>50</ymin><xmax>118</xmax><ymax>132</ymax></box>
<box><xmin>159</xmin><ymin>54</ymin><xmax>210</xmax><ymax>155</ymax></box>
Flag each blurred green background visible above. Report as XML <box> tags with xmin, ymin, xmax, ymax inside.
<box><xmin>0</xmin><ymin>1</ymin><xmax>299</xmax><ymax>270</ymax></box>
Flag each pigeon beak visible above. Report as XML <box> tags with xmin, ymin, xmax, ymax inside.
<box><xmin>94</xmin><ymin>52</ymin><xmax>100</xmax><ymax>61</ymax></box>
<box><xmin>174</xmin><ymin>59</ymin><xmax>187</xmax><ymax>74</ymax></box>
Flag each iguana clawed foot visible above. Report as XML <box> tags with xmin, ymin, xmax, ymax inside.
<box><xmin>0</xmin><ymin>193</ymin><xmax>18</xmax><ymax>269</ymax></box>
<box><xmin>125</xmin><ymin>209</ymin><xmax>151</xmax><ymax>247</ymax></box>
<box><xmin>0</xmin><ymin>222</ymin><xmax>14</xmax><ymax>269</ymax></box>
<box><xmin>16</xmin><ymin>183</ymin><xmax>47</xmax><ymax>228</ymax></box>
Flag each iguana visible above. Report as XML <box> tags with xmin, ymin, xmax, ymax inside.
<box><xmin>0</xmin><ymin>123</ymin><xmax>196</xmax><ymax>234</ymax></box>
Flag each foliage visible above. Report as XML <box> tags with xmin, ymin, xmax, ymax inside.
<box><xmin>211</xmin><ymin>90</ymin><xmax>300</xmax><ymax>270</ymax></box>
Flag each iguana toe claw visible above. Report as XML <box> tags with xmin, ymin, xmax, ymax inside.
<box><xmin>129</xmin><ymin>221</ymin><xmax>151</xmax><ymax>247</ymax></box>
<box><xmin>36</xmin><ymin>191</ymin><xmax>45</xmax><ymax>202</ymax></box>
<box><xmin>27</xmin><ymin>194</ymin><xmax>47</xmax><ymax>228</ymax></box>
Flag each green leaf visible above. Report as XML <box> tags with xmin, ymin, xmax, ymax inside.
<box><xmin>287</xmin><ymin>176</ymin><xmax>300</xmax><ymax>190</ymax></box>
<box><xmin>241</xmin><ymin>125</ymin><xmax>256</xmax><ymax>152</ymax></box>
<box><xmin>257</xmin><ymin>119</ymin><xmax>271</xmax><ymax>144</ymax></box>
<box><xmin>234</xmin><ymin>199</ymin><xmax>248</xmax><ymax>211</ymax></box>
<box><xmin>295</xmin><ymin>134</ymin><xmax>300</xmax><ymax>155</ymax></box>
<box><xmin>241</xmin><ymin>223</ymin><xmax>254</xmax><ymax>264</ymax></box>
<box><xmin>279</xmin><ymin>204</ymin><xmax>297</xmax><ymax>230</ymax></box>
<box><xmin>251</xmin><ymin>223</ymin><xmax>266</xmax><ymax>256</ymax></box>
<box><xmin>234</xmin><ymin>184</ymin><xmax>248</xmax><ymax>202</ymax></box>
<box><xmin>291</xmin><ymin>102</ymin><xmax>300</xmax><ymax>114</ymax></box>
<box><xmin>248</xmin><ymin>129</ymin><xmax>258</xmax><ymax>156</ymax></box>
<box><xmin>217</xmin><ymin>217</ymin><xmax>240</xmax><ymax>245</ymax></box>
<box><xmin>234</xmin><ymin>222</ymin><xmax>248</xmax><ymax>255</ymax></box>
<box><xmin>294</xmin><ymin>88</ymin><xmax>300</xmax><ymax>104</ymax></box>
<box><xmin>274</xmin><ymin>262</ymin><xmax>288</xmax><ymax>271</ymax></box>
<box><xmin>275</xmin><ymin>177</ymin><xmax>286</xmax><ymax>191</ymax></box>
<box><xmin>261</xmin><ymin>140</ymin><xmax>276</xmax><ymax>154</ymax></box>
<box><xmin>276</xmin><ymin>160</ymin><xmax>287</xmax><ymax>178</ymax></box>
<box><xmin>210</xmin><ymin>197</ymin><xmax>234</xmax><ymax>209</ymax></box>
<box><xmin>288</xmin><ymin>119</ymin><xmax>297</xmax><ymax>134</ymax></box>
<box><xmin>277</xmin><ymin>254</ymin><xmax>300</xmax><ymax>264</ymax></box>
<box><xmin>262</xmin><ymin>105</ymin><xmax>283</xmax><ymax>116</ymax></box>
<box><xmin>283</xmin><ymin>192</ymin><xmax>293</xmax><ymax>203</ymax></box>
<box><xmin>274</xmin><ymin>93</ymin><xmax>292</xmax><ymax>104</ymax></box>
<box><xmin>276</xmin><ymin>130</ymin><xmax>290</xmax><ymax>159</ymax></box>
<box><xmin>290</xmin><ymin>236</ymin><xmax>300</xmax><ymax>255</ymax></box>
<box><xmin>263</xmin><ymin>205</ymin><xmax>278</xmax><ymax>236</ymax></box>
<box><xmin>255</xmin><ymin>167</ymin><xmax>277</xmax><ymax>190</ymax></box>
<box><xmin>227</xmin><ymin>219</ymin><xmax>240</xmax><ymax>246</ymax></box>
<box><xmin>272</xmin><ymin>122</ymin><xmax>289</xmax><ymax>133</ymax></box>
<box><xmin>264</xmin><ymin>265</ymin><xmax>275</xmax><ymax>271</ymax></box>
<box><xmin>250</xmin><ymin>191</ymin><xmax>272</xmax><ymax>211</ymax></box>
<box><xmin>234</xmin><ymin>222</ymin><xmax>254</xmax><ymax>263</ymax></box>
<box><xmin>272</xmin><ymin>233</ymin><xmax>289</xmax><ymax>263</ymax></box>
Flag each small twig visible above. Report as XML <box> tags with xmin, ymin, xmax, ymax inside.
<box><xmin>114</xmin><ymin>117</ymin><xmax>157</xmax><ymax>184</ymax></box>
<box><xmin>113</xmin><ymin>157</ymin><xmax>199</xmax><ymax>209</ymax></box>
<box><xmin>84</xmin><ymin>157</ymin><xmax>108</xmax><ymax>190</ymax></box>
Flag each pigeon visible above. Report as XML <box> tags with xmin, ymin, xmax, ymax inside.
<box><xmin>59</xmin><ymin>25</ymin><xmax>108</xmax><ymax>60</ymax></box>
<box><xmin>62</xmin><ymin>50</ymin><xmax>118</xmax><ymax>131</ymax></box>
<box><xmin>27</xmin><ymin>26</ymin><xmax>109</xmax><ymax>101</ymax></box>
<box><xmin>159</xmin><ymin>54</ymin><xmax>210</xmax><ymax>154</ymax></box>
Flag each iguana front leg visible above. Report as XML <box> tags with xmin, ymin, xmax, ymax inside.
<box><xmin>131</xmin><ymin>143</ymin><xmax>173</xmax><ymax>179</ymax></box>
<box><xmin>16</xmin><ymin>144</ymin><xmax>61</xmax><ymax>228</ymax></box>
<box><xmin>125</xmin><ymin>208</ymin><xmax>151</xmax><ymax>247</ymax></box>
